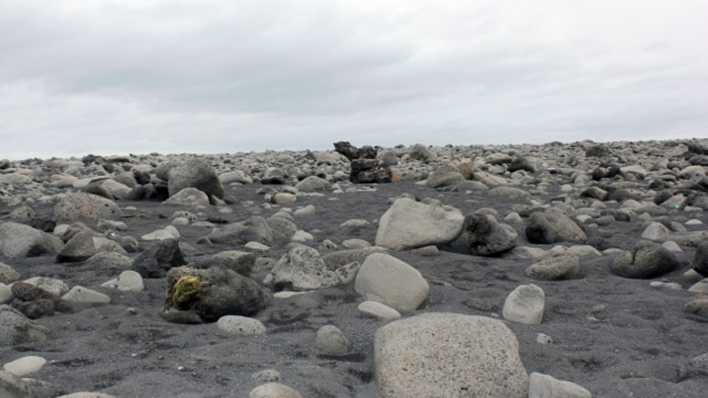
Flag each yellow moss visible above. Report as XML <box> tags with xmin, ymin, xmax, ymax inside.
<box><xmin>170</xmin><ymin>275</ymin><xmax>202</xmax><ymax>308</ymax></box>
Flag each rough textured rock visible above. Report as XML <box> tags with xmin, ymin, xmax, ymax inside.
<box><xmin>354</xmin><ymin>253</ymin><xmax>429</xmax><ymax>313</ymax></box>
<box><xmin>526</xmin><ymin>254</ymin><xmax>581</xmax><ymax>280</ymax></box>
<box><xmin>374</xmin><ymin>313</ymin><xmax>528</xmax><ymax>398</ymax></box>
<box><xmin>693</xmin><ymin>241</ymin><xmax>708</xmax><ymax>276</ymax></box>
<box><xmin>268</xmin><ymin>244</ymin><xmax>358</xmax><ymax>291</ymax></box>
<box><xmin>528</xmin><ymin>373</ymin><xmax>592</xmax><ymax>398</ymax></box>
<box><xmin>375</xmin><ymin>198</ymin><xmax>464</xmax><ymax>250</ymax></box>
<box><xmin>162</xmin><ymin>187</ymin><xmax>210</xmax><ymax>206</ymax></box>
<box><xmin>456</xmin><ymin>214</ymin><xmax>517</xmax><ymax>256</ymax></box>
<box><xmin>0</xmin><ymin>305</ymin><xmax>49</xmax><ymax>346</ymax></box>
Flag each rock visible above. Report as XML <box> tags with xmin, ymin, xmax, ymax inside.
<box><xmin>526</xmin><ymin>254</ymin><xmax>581</xmax><ymax>280</ymax></box>
<box><xmin>217</xmin><ymin>315</ymin><xmax>266</xmax><ymax>336</ymax></box>
<box><xmin>620</xmin><ymin>165</ymin><xmax>648</xmax><ymax>179</ymax></box>
<box><xmin>3</xmin><ymin>356</ymin><xmax>46</xmax><ymax>377</ymax></box>
<box><xmin>526</xmin><ymin>210</ymin><xmax>587</xmax><ymax>244</ymax></box>
<box><xmin>163</xmin><ymin>187</ymin><xmax>210</xmax><ymax>206</ymax></box>
<box><xmin>375</xmin><ymin>198</ymin><xmax>464</xmax><ymax>250</ymax></box>
<box><xmin>689</xmin><ymin>279</ymin><xmax>708</xmax><ymax>294</ymax></box>
<box><xmin>61</xmin><ymin>286</ymin><xmax>110</xmax><ymax>304</ymax></box>
<box><xmin>315</xmin><ymin>325</ymin><xmax>350</xmax><ymax>356</ymax></box>
<box><xmin>57</xmin><ymin>394</ymin><xmax>116</xmax><ymax>398</ymax></box>
<box><xmin>295</xmin><ymin>176</ymin><xmax>331</xmax><ymax>192</ymax></box>
<box><xmin>472</xmin><ymin>170</ymin><xmax>508</xmax><ymax>187</ymax></box>
<box><xmin>192</xmin><ymin>250</ymin><xmax>255</xmax><ymax>276</ymax></box>
<box><xmin>167</xmin><ymin>159</ymin><xmax>224</xmax><ymax>200</ymax></box>
<box><xmin>251</xmin><ymin>369</ymin><xmax>281</xmax><ymax>383</ymax></box>
<box><xmin>268</xmin><ymin>244</ymin><xmax>358</xmax><ymax>290</ymax></box>
<box><xmin>374</xmin><ymin>313</ymin><xmax>528</xmax><ymax>398</ymax></box>
<box><xmin>208</xmin><ymin>216</ymin><xmax>274</xmax><ymax>246</ymax></box>
<box><xmin>116</xmin><ymin>271</ymin><xmax>144</xmax><ymax>292</ymax></box>
<box><xmin>508</xmin><ymin>156</ymin><xmax>537</xmax><ymax>172</ymax></box>
<box><xmin>358</xmin><ymin>301</ymin><xmax>401</xmax><ymax>321</ymax></box>
<box><xmin>134</xmin><ymin>239</ymin><xmax>186</xmax><ymax>278</ymax></box>
<box><xmin>23</xmin><ymin>277</ymin><xmax>69</xmax><ymax>296</ymax></box>
<box><xmin>54</xmin><ymin>192</ymin><xmax>122</xmax><ymax>224</ymax></box>
<box><xmin>250</xmin><ymin>383</ymin><xmax>303</xmax><ymax>398</ymax></box>
<box><xmin>503</xmin><ymin>284</ymin><xmax>545</xmax><ymax>325</ymax></box>
<box><xmin>456</xmin><ymin>214</ymin><xmax>517</xmax><ymax>256</ymax></box>
<box><xmin>684</xmin><ymin>298</ymin><xmax>708</xmax><ymax>320</ymax></box>
<box><xmin>163</xmin><ymin>266</ymin><xmax>271</xmax><ymax>323</ymax></box>
<box><xmin>408</xmin><ymin>144</ymin><xmax>433</xmax><ymax>162</ymax></box>
<box><xmin>610</xmin><ymin>241</ymin><xmax>681</xmax><ymax>278</ymax></box>
<box><xmin>528</xmin><ymin>373</ymin><xmax>592</xmax><ymax>398</ymax></box>
<box><xmin>693</xmin><ymin>241</ymin><xmax>708</xmax><ymax>276</ymax></box>
<box><xmin>219</xmin><ymin>170</ymin><xmax>252</xmax><ymax>184</ymax></box>
<box><xmin>261</xmin><ymin>167</ymin><xmax>288</xmax><ymax>184</ymax></box>
<box><xmin>271</xmin><ymin>192</ymin><xmax>296</xmax><ymax>205</ymax></box>
<box><xmin>84</xmin><ymin>178</ymin><xmax>132</xmax><ymax>200</ymax></box>
<box><xmin>641</xmin><ymin>222</ymin><xmax>670</xmax><ymax>241</ymax></box>
<box><xmin>0</xmin><ymin>222</ymin><xmax>63</xmax><ymax>258</ymax></box>
<box><xmin>585</xmin><ymin>144</ymin><xmax>611</xmax><ymax>157</ymax></box>
<box><xmin>57</xmin><ymin>231</ymin><xmax>97</xmax><ymax>263</ymax></box>
<box><xmin>0</xmin><ymin>305</ymin><xmax>48</xmax><ymax>346</ymax></box>
<box><xmin>0</xmin><ymin>263</ymin><xmax>20</xmax><ymax>284</ymax></box>
<box><xmin>354</xmin><ymin>253</ymin><xmax>429</xmax><ymax>313</ymax></box>
<box><xmin>0</xmin><ymin>284</ymin><xmax>11</xmax><ymax>304</ymax></box>
<box><xmin>141</xmin><ymin>225</ymin><xmax>180</xmax><ymax>241</ymax></box>
<box><xmin>426</xmin><ymin>164</ymin><xmax>465</xmax><ymax>188</ymax></box>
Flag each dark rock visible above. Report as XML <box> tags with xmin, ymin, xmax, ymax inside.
<box><xmin>692</xmin><ymin>241</ymin><xmax>708</xmax><ymax>276</ymax></box>
<box><xmin>610</xmin><ymin>241</ymin><xmax>681</xmax><ymax>278</ymax></box>
<box><xmin>167</xmin><ymin>159</ymin><xmax>224</xmax><ymax>201</ymax></box>
<box><xmin>162</xmin><ymin>266</ymin><xmax>271</xmax><ymax>323</ymax></box>
<box><xmin>134</xmin><ymin>239</ymin><xmax>187</xmax><ymax>278</ymax></box>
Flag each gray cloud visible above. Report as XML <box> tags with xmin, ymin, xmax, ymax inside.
<box><xmin>1</xmin><ymin>0</ymin><xmax>707</xmax><ymax>159</ymax></box>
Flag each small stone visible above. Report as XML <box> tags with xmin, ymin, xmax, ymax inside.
<box><xmin>3</xmin><ymin>355</ymin><xmax>46</xmax><ymax>377</ymax></box>
<box><xmin>61</xmin><ymin>286</ymin><xmax>111</xmax><ymax>304</ymax></box>
<box><xmin>250</xmin><ymin>383</ymin><xmax>303</xmax><ymax>398</ymax></box>
<box><xmin>117</xmin><ymin>271</ymin><xmax>144</xmax><ymax>292</ymax></box>
<box><xmin>503</xmin><ymin>284</ymin><xmax>545</xmax><ymax>325</ymax></box>
<box><xmin>641</xmin><ymin>222</ymin><xmax>670</xmax><ymax>241</ymax></box>
<box><xmin>358</xmin><ymin>301</ymin><xmax>401</xmax><ymax>321</ymax></box>
<box><xmin>536</xmin><ymin>333</ymin><xmax>553</xmax><ymax>345</ymax></box>
<box><xmin>0</xmin><ymin>284</ymin><xmax>12</xmax><ymax>304</ymax></box>
<box><xmin>529</xmin><ymin>372</ymin><xmax>592</xmax><ymax>398</ymax></box>
<box><xmin>217</xmin><ymin>315</ymin><xmax>266</xmax><ymax>336</ymax></box>
<box><xmin>315</xmin><ymin>325</ymin><xmax>350</xmax><ymax>356</ymax></box>
<box><xmin>689</xmin><ymin>279</ymin><xmax>708</xmax><ymax>295</ymax></box>
<box><xmin>245</xmin><ymin>242</ymin><xmax>270</xmax><ymax>252</ymax></box>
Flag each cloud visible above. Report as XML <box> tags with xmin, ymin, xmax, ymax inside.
<box><xmin>1</xmin><ymin>0</ymin><xmax>707</xmax><ymax>159</ymax></box>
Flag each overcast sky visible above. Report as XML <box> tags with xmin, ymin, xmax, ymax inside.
<box><xmin>1</xmin><ymin>0</ymin><xmax>707</xmax><ymax>159</ymax></box>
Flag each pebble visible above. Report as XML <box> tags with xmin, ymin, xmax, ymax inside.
<box><xmin>3</xmin><ymin>355</ymin><xmax>46</xmax><ymax>376</ymax></box>
<box><xmin>61</xmin><ymin>286</ymin><xmax>111</xmax><ymax>304</ymax></box>
<box><xmin>315</xmin><ymin>325</ymin><xmax>350</xmax><ymax>356</ymax></box>
<box><xmin>217</xmin><ymin>315</ymin><xmax>266</xmax><ymax>336</ymax></box>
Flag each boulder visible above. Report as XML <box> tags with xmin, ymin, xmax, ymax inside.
<box><xmin>528</xmin><ymin>373</ymin><xmax>592</xmax><ymax>398</ymax></box>
<box><xmin>162</xmin><ymin>187</ymin><xmax>210</xmax><ymax>207</ymax></box>
<box><xmin>162</xmin><ymin>266</ymin><xmax>271</xmax><ymax>323</ymax></box>
<box><xmin>375</xmin><ymin>198</ymin><xmax>464</xmax><ymax>250</ymax></box>
<box><xmin>526</xmin><ymin>210</ymin><xmax>587</xmax><ymax>244</ymax></box>
<box><xmin>374</xmin><ymin>313</ymin><xmax>528</xmax><ymax>398</ymax></box>
<box><xmin>268</xmin><ymin>244</ymin><xmax>358</xmax><ymax>291</ymax></box>
<box><xmin>133</xmin><ymin>239</ymin><xmax>187</xmax><ymax>278</ymax></box>
<box><xmin>354</xmin><ymin>253</ymin><xmax>429</xmax><ymax>313</ymax></box>
<box><xmin>295</xmin><ymin>176</ymin><xmax>331</xmax><ymax>192</ymax></box>
<box><xmin>0</xmin><ymin>305</ymin><xmax>48</xmax><ymax>346</ymax></box>
<box><xmin>503</xmin><ymin>284</ymin><xmax>545</xmax><ymax>325</ymax></box>
<box><xmin>0</xmin><ymin>222</ymin><xmax>63</xmax><ymax>258</ymax></box>
<box><xmin>610</xmin><ymin>241</ymin><xmax>681</xmax><ymax>278</ymax></box>
<box><xmin>167</xmin><ymin>159</ymin><xmax>224</xmax><ymax>200</ymax></box>
<box><xmin>456</xmin><ymin>214</ymin><xmax>517</xmax><ymax>256</ymax></box>
<box><xmin>526</xmin><ymin>254</ymin><xmax>581</xmax><ymax>280</ymax></box>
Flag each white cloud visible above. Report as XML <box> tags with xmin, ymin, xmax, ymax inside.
<box><xmin>1</xmin><ymin>0</ymin><xmax>707</xmax><ymax>158</ymax></box>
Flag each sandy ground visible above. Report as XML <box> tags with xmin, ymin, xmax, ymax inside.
<box><xmin>2</xmin><ymin>182</ymin><xmax>707</xmax><ymax>397</ymax></box>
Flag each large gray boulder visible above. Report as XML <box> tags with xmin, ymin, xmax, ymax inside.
<box><xmin>610</xmin><ymin>241</ymin><xmax>681</xmax><ymax>278</ymax></box>
<box><xmin>375</xmin><ymin>313</ymin><xmax>528</xmax><ymax>398</ymax></box>
<box><xmin>526</xmin><ymin>210</ymin><xmax>587</xmax><ymax>244</ymax></box>
<box><xmin>0</xmin><ymin>222</ymin><xmax>63</xmax><ymax>258</ymax></box>
<box><xmin>54</xmin><ymin>192</ymin><xmax>122</xmax><ymax>224</ymax></box>
<box><xmin>355</xmin><ymin>253</ymin><xmax>429</xmax><ymax>313</ymax></box>
<box><xmin>167</xmin><ymin>159</ymin><xmax>224</xmax><ymax>200</ymax></box>
<box><xmin>375</xmin><ymin>198</ymin><xmax>464</xmax><ymax>250</ymax></box>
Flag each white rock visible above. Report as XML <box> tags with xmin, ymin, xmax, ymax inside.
<box><xmin>358</xmin><ymin>301</ymin><xmax>401</xmax><ymax>321</ymax></box>
<box><xmin>141</xmin><ymin>225</ymin><xmax>180</xmax><ymax>241</ymax></box>
<box><xmin>529</xmin><ymin>372</ymin><xmax>592</xmax><ymax>398</ymax></box>
<box><xmin>355</xmin><ymin>253</ymin><xmax>429</xmax><ymax>313</ymax></box>
<box><xmin>62</xmin><ymin>286</ymin><xmax>111</xmax><ymax>304</ymax></box>
<box><xmin>375</xmin><ymin>198</ymin><xmax>464</xmax><ymax>250</ymax></box>
<box><xmin>117</xmin><ymin>271</ymin><xmax>144</xmax><ymax>292</ymax></box>
<box><xmin>503</xmin><ymin>284</ymin><xmax>545</xmax><ymax>325</ymax></box>
<box><xmin>245</xmin><ymin>241</ymin><xmax>270</xmax><ymax>252</ymax></box>
<box><xmin>315</xmin><ymin>325</ymin><xmax>350</xmax><ymax>356</ymax></box>
<box><xmin>250</xmin><ymin>383</ymin><xmax>303</xmax><ymax>398</ymax></box>
<box><xmin>217</xmin><ymin>315</ymin><xmax>266</xmax><ymax>336</ymax></box>
<box><xmin>23</xmin><ymin>277</ymin><xmax>69</xmax><ymax>296</ymax></box>
<box><xmin>3</xmin><ymin>355</ymin><xmax>46</xmax><ymax>377</ymax></box>
<box><xmin>0</xmin><ymin>283</ymin><xmax>12</xmax><ymax>304</ymax></box>
<box><xmin>290</xmin><ymin>230</ymin><xmax>313</xmax><ymax>242</ymax></box>
<box><xmin>641</xmin><ymin>222</ymin><xmax>670</xmax><ymax>241</ymax></box>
